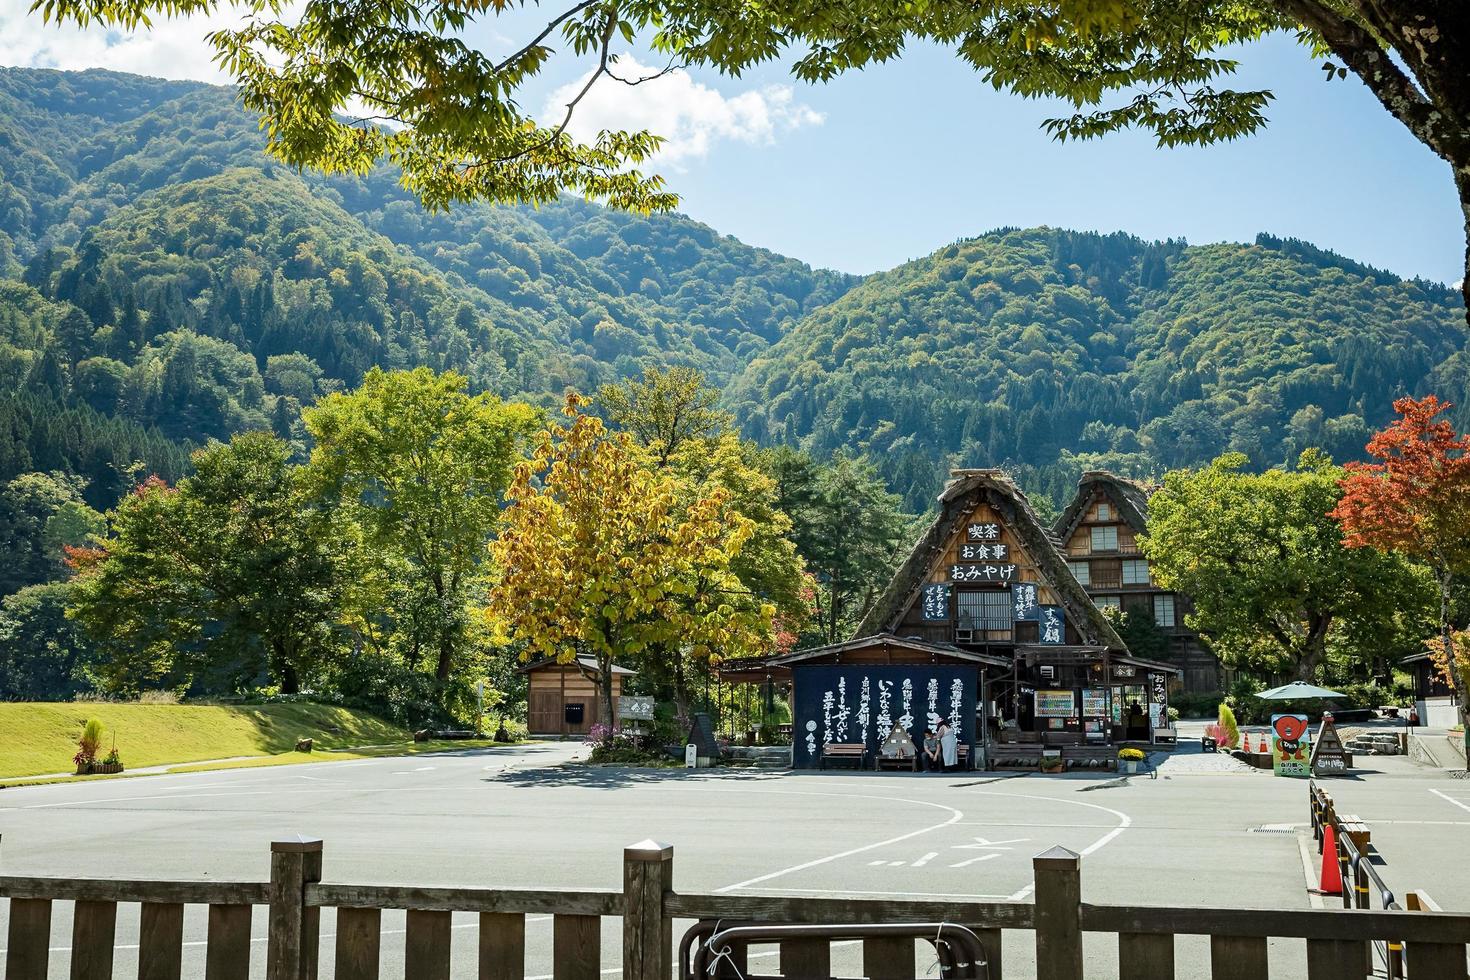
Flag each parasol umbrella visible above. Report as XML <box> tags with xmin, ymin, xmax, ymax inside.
<box><xmin>1254</xmin><ymin>681</ymin><xmax>1347</xmax><ymax>700</ymax></box>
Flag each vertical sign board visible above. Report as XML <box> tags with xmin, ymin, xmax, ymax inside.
<box><xmin>1271</xmin><ymin>713</ymin><xmax>1313</xmax><ymax>778</ymax></box>
<box><xmin>1310</xmin><ymin>715</ymin><xmax>1349</xmax><ymax>776</ymax></box>
<box><xmin>1038</xmin><ymin>606</ymin><xmax>1065</xmax><ymax>644</ymax></box>
<box><xmin>1011</xmin><ymin>583</ymin><xmax>1039</xmax><ymax>622</ymax></box>
<box><xmin>1149</xmin><ymin>673</ymin><xmax>1169</xmax><ymax>729</ymax></box>
<box><xmin>921</xmin><ymin>583</ymin><xmax>950</xmax><ymax>621</ymax></box>
<box><xmin>792</xmin><ymin>664</ymin><xmax>978</xmax><ymax>769</ymax></box>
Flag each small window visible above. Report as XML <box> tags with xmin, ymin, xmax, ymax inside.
<box><xmin>1122</xmin><ymin>559</ymin><xmax>1150</xmax><ymax>585</ymax></box>
<box><xmin>1095</xmin><ymin>595</ymin><xmax>1121</xmax><ymax>613</ymax></box>
<box><xmin>1153</xmin><ymin>594</ymin><xmax>1176</xmax><ymax>627</ymax></box>
<box><xmin>957</xmin><ymin>589</ymin><xmax>1013</xmax><ymax>631</ymax></box>
<box><xmin>1067</xmin><ymin>560</ymin><xmax>1090</xmax><ymax>586</ymax></box>
<box><xmin>1096</xmin><ymin>501</ymin><xmax>1111</xmax><ymax>521</ymax></box>
<box><xmin>1090</xmin><ymin>526</ymin><xmax>1118</xmax><ymax>552</ymax></box>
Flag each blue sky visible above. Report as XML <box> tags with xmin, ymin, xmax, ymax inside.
<box><xmin>3</xmin><ymin>8</ymin><xmax>1459</xmax><ymax>283</ymax></box>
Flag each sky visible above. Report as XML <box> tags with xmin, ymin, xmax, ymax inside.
<box><xmin>0</xmin><ymin>2</ymin><xmax>1461</xmax><ymax>284</ymax></box>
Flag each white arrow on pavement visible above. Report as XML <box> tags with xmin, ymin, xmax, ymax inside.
<box><xmin>952</xmin><ymin>836</ymin><xmax>1029</xmax><ymax>851</ymax></box>
<box><xmin>949</xmin><ymin>854</ymin><xmax>1002</xmax><ymax>869</ymax></box>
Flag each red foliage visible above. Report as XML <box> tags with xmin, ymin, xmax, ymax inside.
<box><xmin>1331</xmin><ymin>395</ymin><xmax>1470</xmax><ymax>563</ymax></box>
<box><xmin>133</xmin><ymin>474</ymin><xmax>172</xmax><ymax>495</ymax></box>
<box><xmin>62</xmin><ymin>544</ymin><xmax>107</xmax><ymax>571</ymax></box>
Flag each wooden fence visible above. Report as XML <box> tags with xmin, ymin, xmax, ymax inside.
<box><xmin>3</xmin><ymin>836</ymin><xmax>1468</xmax><ymax>980</ymax></box>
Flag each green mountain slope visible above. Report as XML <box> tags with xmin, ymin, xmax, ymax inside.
<box><xmin>725</xmin><ymin>228</ymin><xmax>1467</xmax><ymax>508</ymax></box>
<box><xmin>0</xmin><ymin>67</ymin><xmax>1464</xmax><ymax>516</ymax></box>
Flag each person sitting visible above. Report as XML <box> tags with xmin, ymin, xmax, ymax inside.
<box><xmin>921</xmin><ymin>728</ymin><xmax>941</xmax><ymax>771</ymax></box>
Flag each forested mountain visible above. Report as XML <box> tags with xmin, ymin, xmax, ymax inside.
<box><xmin>726</xmin><ymin>228</ymin><xmax>1467</xmax><ymax>507</ymax></box>
<box><xmin>0</xmin><ymin>66</ymin><xmax>1465</xmax><ymax>518</ymax></box>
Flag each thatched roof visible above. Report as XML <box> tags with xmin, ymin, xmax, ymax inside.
<box><xmin>855</xmin><ymin>469</ymin><xmax>1126</xmax><ymax>649</ymax></box>
<box><xmin>1053</xmin><ymin>470</ymin><xmax>1156</xmax><ymax>543</ymax></box>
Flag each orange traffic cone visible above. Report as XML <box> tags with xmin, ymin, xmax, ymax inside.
<box><xmin>1241</xmin><ymin>732</ymin><xmax>1251</xmax><ymax>753</ymax></box>
<box><xmin>1318</xmin><ymin>824</ymin><xmax>1343</xmax><ymax>895</ymax></box>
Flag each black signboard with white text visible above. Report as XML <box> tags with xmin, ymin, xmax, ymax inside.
<box><xmin>792</xmin><ymin>664</ymin><xmax>978</xmax><ymax>769</ymax></box>
<box><xmin>921</xmin><ymin>583</ymin><xmax>950</xmax><ymax>621</ymax></box>
<box><xmin>950</xmin><ymin>563</ymin><xmax>1018</xmax><ymax>584</ymax></box>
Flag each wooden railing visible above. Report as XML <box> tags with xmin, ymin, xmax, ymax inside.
<box><xmin>3</xmin><ymin>836</ymin><xmax>1468</xmax><ymax>979</ymax></box>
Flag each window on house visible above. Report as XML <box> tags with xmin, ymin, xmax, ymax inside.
<box><xmin>1091</xmin><ymin>559</ymin><xmax>1122</xmax><ymax>588</ymax></box>
<box><xmin>1122</xmin><ymin>559</ymin><xmax>1150</xmax><ymax>585</ymax></box>
<box><xmin>1094</xmin><ymin>595</ymin><xmax>1121</xmax><ymax>613</ymax></box>
<box><xmin>1096</xmin><ymin>501</ymin><xmax>1111</xmax><ymax>521</ymax></box>
<box><xmin>1067</xmin><ymin>560</ymin><xmax>1090</xmax><ymax>586</ymax></box>
<box><xmin>1090</xmin><ymin>525</ymin><xmax>1118</xmax><ymax>551</ymax></box>
<box><xmin>957</xmin><ymin>589</ymin><xmax>1013</xmax><ymax>632</ymax></box>
<box><xmin>1153</xmin><ymin>594</ymin><xmax>1176</xmax><ymax>627</ymax></box>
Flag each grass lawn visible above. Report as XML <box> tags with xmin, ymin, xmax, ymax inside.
<box><xmin>0</xmin><ymin>702</ymin><xmax>409</xmax><ymax>777</ymax></box>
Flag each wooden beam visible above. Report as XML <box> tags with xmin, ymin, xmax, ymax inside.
<box><xmin>309</xmin><ymin>884</ymin><xmax>620</xmax><ymax>916</ymax></box>
<box><xmin>478</xmin><ymin>913</ymin><xmax>525</xmax><ymax>980</ymax></box>
<box><xmin>1033</xmin><ymin>847</ymin><xmax>1083</xmax><ymax>980</ymax></box>
<box><xmin>552</xmin><ymin>914</ymin><xmax>600</xmax><ymax>980</ymax></box>
<box><xmin>334</xmin><ymin>907</ymin><xmax>382</xmax><ymax>980</ymax></box>
<box><xmin>1208</xmin><ymin>934</ymin><xmax>1267</xmax><ymax>980</ymax></box>
<box><xmin>139</xmin><ymin>902</ymin><xmax>185</xmax><ymax>980</ymax></box>
<box><xmin>405</xmin><ymin>909</ymin><xmax>451</xmax><ymax>980</ymax></box>
<box><xmin>205</xmin><ymin>904</ymin><xmax>254</xmax><ymax>980</ymax></box>
<box><xmin>69</xmin><ymin>899</ymin><xmax>117</xmax><ymax>980</ymax></box>
<box><xmin>6</xmin><ymin>897</ymin><xmax>53</xmax><ymax>980</ymax></box>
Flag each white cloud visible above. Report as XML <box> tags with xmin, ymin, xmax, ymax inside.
<box><xmin>0</xmin><ymin>5</ymin><xmax>238</xmax><ymax>83</ymax></box>
<box><xmin>542</xmin><ymin>54</ymin><xmax>823</xmax><ymax>166</ymax></box>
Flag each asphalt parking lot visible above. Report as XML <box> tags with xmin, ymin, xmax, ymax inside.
<box><xmin>1</xmin><ymin>741</ymin><xmax>1465</xmax><ymax>978</ymax></box>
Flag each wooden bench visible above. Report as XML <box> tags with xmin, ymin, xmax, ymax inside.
<box><xmin>990</xmin><ymin>745</ymin><xmax>1043</xmax><ymax>769</ymax></box>
<box><xmin>819</xmin><ymin>743</ymin><xmax>866</xmax><ymax>769</ymax></box>
<box><xmin>1062</xmin><ymin>746</ymin><xmax>1116</xmax><ymax>771</ymax></box>
<box><xmin>875</xmin><ymin>753</ymin><xmax>917</xmax><ymax>771</ymax></box>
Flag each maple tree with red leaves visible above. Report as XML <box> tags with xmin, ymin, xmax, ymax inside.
<box><xmin>1331</xmin><ymin>396</ymin><xmax>1470</xmax><ymax>743</ymax></box>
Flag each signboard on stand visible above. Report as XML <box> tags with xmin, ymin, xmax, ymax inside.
<box><xmin>1310</xmin><ymin>714</ymin><xmax>1349</xmax><ymax>776</ymax></box>
<box><xmin>1271</xmin><ymin>713</ymin><xmax>1313</xmax><ymax>778</ymax></box>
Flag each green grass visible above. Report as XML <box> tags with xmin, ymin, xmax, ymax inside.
<box><xmin>0</xmin><ymin>702</ymin><xmax>409</xmax><ymax>777</ymax></box>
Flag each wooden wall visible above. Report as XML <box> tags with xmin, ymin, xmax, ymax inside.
<box><xmin>527</xmin><ymin>667</ymin><xmax>624</xmax><ymax>736</ymax></box>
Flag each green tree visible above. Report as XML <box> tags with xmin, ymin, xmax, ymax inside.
<box><xmin>68</xmin><ymin>433</ymin><xmax>347</xmax><ymax>694</ymax></box>
<box><xmin>0</xmin><ymin>582</ymin><xmax>96</xmax><ymax>700</ymax></box>
<box><xmin>487</xmin><ymin>397</ymin><xmax>774</xmax><ymax>733</ymax></box>
<box><xmin>0</xmin><ymin>471</ymin><xmax>102</xmax><ymax>597</ymax></box>
<box><xmin>1142</xmin><ymin>451</ymin><xmax>1432</xmax><ymax>681</ymax></box>
<box><xmin>39</xmin><ymin>1</ymin><xmax>1470</xmax><ymax>319</ymax></box>
<box><xmin>802</xmin><ymin>453</ymin><xmax>910</xmax><ymax>644</ymax></box>
<box><xmin>303</xmin><ymin>367</ymin><xmax>538</xmax><ymax>684</ymax></box>
<box><xmin>598</xmin><ymin>366</ymin><xmax>732</xmax><ymax>468</ymax></box>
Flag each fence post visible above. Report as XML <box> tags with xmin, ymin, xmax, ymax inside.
<box><xmin>1033</xmin><ymin>846</ymin><xmax>1083</xmax><ymax>980</ymax></box>
<box><xmin>267</xmin><ymin>836</ymin><xmax>323</xmax><ymax>980</ymax></box>
<box><xmin>623</xmin><ymin>840</ymin><xmax>674</xmax><ymax>980</ymax></box>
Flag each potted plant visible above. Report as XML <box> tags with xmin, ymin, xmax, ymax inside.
<box><xmin>1118</xmin><ymin>747</ymin><xmax>1145</xmax><ymax>774</ymax></box>
<box><xmin>73</xmin><ymin>718</ymin><xmax>104</xmax><ymax>775</ymax></box>
<box><xmin>96</xmin><ymin>746</ymin><xmax>124</xmax><ymax>775</ymax></box>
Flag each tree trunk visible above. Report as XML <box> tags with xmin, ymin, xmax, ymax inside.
<box><xmin>1436</xmin><ymin>571</ymin><xmax>1470</xmax><ymax>771</ymax></box>
<box><xmin>435</xmin><ymin>633</ymin><xmax>453</xmax><ymax>683</ymax></box>
<box><xmin>272</xmin><ymin>641</ymin><xmax>300</xmax><ymax>694</ymax></box>
<box><xmin>599</xmin><ymin>652</ymin><xmax>616</xmax><ymax>742</ymax></box>
<box><xmin>1457</xmin><ymin>168</ymin><xmax>1470</xmax><ymax>330</ymax></box>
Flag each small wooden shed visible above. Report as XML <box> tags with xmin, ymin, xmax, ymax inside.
<box><xmin>521</xmin><ymin>656</ymin><xmax>636</xmax><ymax>737</ymax></box>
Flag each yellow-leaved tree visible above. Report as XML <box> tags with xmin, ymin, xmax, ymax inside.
<box><xmin>487</xmin><ymin>396</ymin><xmax>775</xmax><ymax>739</ymax></box>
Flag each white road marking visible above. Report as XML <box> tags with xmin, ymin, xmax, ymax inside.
<box><xmin>887</xmin><ymin>860</ymin><xmax>905</xmax><ymax>866</ymax></box>
<box><xmin>912</xmin><ymin>851</ymin><xmax>938</xmax><ymax>867</ymax></box>
<box><xmin>392</xmin><ymin>766</ymin><xmax>436</xmax><ymax>774</ymax></box>
<box><xmin>745</xmin><ymin>887</ymin><xmax>1015</xmax><ymax>899</ymax></box>
<box><xmin>1429</xmin><ymin>788</ymin><xmax>1470</xmax><ymax>815</ymax></box>
<box><xmin>952</xmin><ymin>836</ymin><xmax>1027</xmax><ymax>851</ymax></box>
<box><xmin>713</xmin><ymin>792</ymin><xmax>965</xmax><ymax>892</ymax></box>
<box><xmin>981</xmin><ymin>791</ymin><xmax>1132</xmax><ymax>901</ymax></box>
<box><xmin>948</xmin><ymin>854</ymin><xmax>1001</xmax><ymax>869</ymax></box>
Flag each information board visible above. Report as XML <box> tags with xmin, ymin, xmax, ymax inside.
<box><xmin>950</xmin><ymin>563</ymin><xmax>1017</xmax><ymax>583</ymax></box>
<box><xmin>959</xmin><ymin>542</ymin><xmax>1010</xmax><ymax>562</ymax></box>
<box><xmin>1035</xmin><ymin>689</ymin><xmax>1076</xmax><ymax>718</ymax></box>
<box><xmin>618</xmin><ymin>696</ymin><xmax>655</xmax><ymax>721</ymax></box>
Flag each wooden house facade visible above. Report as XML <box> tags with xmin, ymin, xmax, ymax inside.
<box><xmin>853</xmin><ymin>469</ymin><xmax>1178</xmax><ymax>753</ymax></box>
<box><xmin>1053</xmin><ymin>471</ymin><xmax>1221</xmax><ymax>694</ymax></box>
<box><xmin>521</xmin><ymin>656</ymin><xmax>634</xmax><ymax>737</ymax></box>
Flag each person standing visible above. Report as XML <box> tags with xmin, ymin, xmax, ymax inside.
<box><xmin>938</xmin><ymin>721</ymin><xmax>959</xmax><ymax>771</ymax></box>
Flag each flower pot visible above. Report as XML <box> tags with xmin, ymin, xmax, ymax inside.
<box><xmin>96</xmin><ymin>762</ymin><xmax>124</xmax><ymax>774</ymax></box>
<box><xmin>1122</xmin><ymin>760</ymin><xmax>1138</xmax><ymax>774</ymax></box>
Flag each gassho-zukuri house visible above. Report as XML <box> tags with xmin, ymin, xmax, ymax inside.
<box><xmin>720</xmin><ymin>468</ymin><xmax>1181</xmax><ymax>770</ymax></box>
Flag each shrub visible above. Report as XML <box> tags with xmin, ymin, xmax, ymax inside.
<box><xmin>1215</xmin><ymin>703</ymin><xmax>1240</xmax><ymax>749</ymax></box>
<box><xmin>1118</xmin><ymin>747</ymin><xmax>1145</xmax><ymax>761</ymax></box>
<box><xmin>137</xmin><ymin>690</ymin><xmax>180</xmax><ymax>704</ymax></box>
<box><xmin>74</xmin><ymin>717</ymin><xmax>104</xmax><ymax>769</ymax></box>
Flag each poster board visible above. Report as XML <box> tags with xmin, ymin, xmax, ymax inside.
<box><xmin>1271</xmin><ymin>713</ymin><xmax>1312</xmax><ymax>778</ymax></box>
<box><xmin>1310</xmin><ymin>715</ymin><xmax>1349</xmax><ymax>776</ymax></box>
<box><xmin>1036</xmin><ymin>689</ymin><xmax>1076</xmax><ymax>718</ymax></box>
<box><xmin>618</xmin><ymin>696</ymin><xmax>655</xmax><ymax>721</ymax></box>
<box><xmin>921</xmin><ymin>583</ymin><xmax>950</xmax><ymax>621</ymax></box>
<box><xmin>791</xmin><ymin>664</ymin><xmax>977</xmax><ymax>769</ymax></box>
